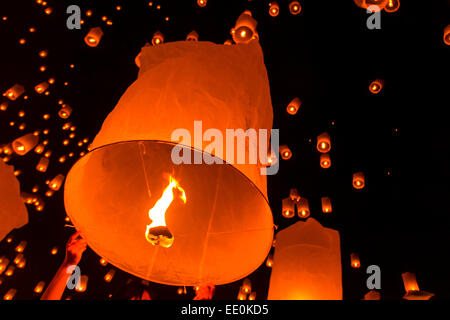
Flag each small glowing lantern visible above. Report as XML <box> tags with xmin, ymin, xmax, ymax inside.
<box><xmin>268</xmin><ymin>218</ymin><xmax>342</xmax><ymax>300</ymax></box>
<box><xmin>350</xmin><ymin>253</ymin><xmax>361</xmax><ymax>268</ymax></box>
<box><xmin>75</xmin><ymin>275</ymin><xmax>88</xmax><ymax>292</ymax></box>
<box><xmin>3</xmin><ymin>289</ymin><xmax>16</xmax><ymax>300</ymax></box>
<box><xmin>369</xmin><ymin>79</ymin><xmax>384</xmax><ymax>94</ymax></box>
<box><xmin>0</xmin><ymin>101</ymin><xmax>8</xmax><ymax>111</ymax></box>
<box><xmin>186</xmin><ymin>30</ymin><xmax>199</xmax><ymax>41</ymax></box>
<box><xmin>3</xmin><ymin>84</ymin><xmax>25</xmax><ymax>101</ymax></box>
<box><xmin>353</xmin><ymin>172</ymin><xmax>365</xmax><ymax>189</ymax></box>
<box><xmin>320</xmin><ymin>153</ymin><xmax>331</xmax><ymax>168</ymax></box>
<box><xmin>317</xmin><ymin>132</ymin><xmax>331</xmax><ymax>153</ymax></box>
<box><xmin>266</xmin><ymin>254</ymin><xmax>273</xmax><ymax>267</ymax></box>
<box><xmin>51</xmin><ymin>247</ymin><xmax>58</xmax><ymax>255</ymax></box>
<box><xmin>289</xmin><ymin>188</ymin><xmax>300</xmax><ymax>202</ymax></box>
<box><xmin>242</xmin><ymin>278</ymin><xmax>252</xmax><ymax>293</ymax></box>
<box><xmin>444</xmin><ymin>24</ymin><xmax>450</xmax><ymax>46</ymax></box>
<box><xmin>15</xmin><ymin>241</ymin><xmax>27</xmax><ymax>253</ymax></box>
<box><xmin>237</xmin><ymin>287</ymin><xmax>247</xmax><ymax>300</ymax></box>
<box><xmin>36</xmin><ymin>157</ymin><xmax>49</xmax><ymax>172</ymax></box>
<box><xmin>104</xmin><ymin>269</ymin><xmax>115</xmax><ymax>283</ymax></box>
<box><xmin>364</xmin><ymin>290</ymin><xmax>381</xmax><ymax>300</ymax></box>
<box><xmin>177</xmin><ymin>287</ymin><xmax>184</xmax><ymax>295</ymax></box>
<box><xmin>59</xmin><ymin>104</ymin><xmax>72</xmax><ymax>119</ymax></box>
<box><xmin>197</xmin><ymin>0</ymin><xmax>207</xmax><ymax>7</ymax></box>
<box><xmin>35</xmin><ymin>82</ymin><xmax>49</xmax><ymax>94</ymax></box>
<box><xmin>17</xmin><ymin>259</ymin><xmax>26</xmax><ymax>269</ymax></box>
<box><xmin>282</xmin><ymin>197</ymin><xmax>295</xmax><ymax>218</ymax></box>
<box><xmin>5</xmin><ymin>265</ymin><xmax>15</xmax><ymax>276</ymax></box>
<box><xmin>321</xmin><ymin>197</ymin><xmax>332</xmax><ymax>213</ymax></box>
<box><xmin>49</xmin><ymin>174</ymin><xmax>65</xmax><ymax>191</ymax></box>
<box><xmin>384</xmin><ymin>0</ymin><xmax>400</xmax><ymax>12</ymax></box>
<box><xmin>297</xmin><ymin>198</ymin><xmax>310</xmax><ymax>219</ymax></box>
<box><xmin>0</xmin><ymin>258</ymin><xmax>10</xmax><ymax>274</ymax></box>
<box><xmin>152</xmin><ymin>31</ymin><xmax>164</xmax><ymax>45</ymax></box>
<box><xmin>39</xmin><ymin>50</ymin><xmax>48</xmax><ymax>58</ymax></box>
<box><xmin>286</xmin><ymin>97</ymin><xmax>301</xmax><ymax>115</ymax></box>
<box><xmin>34</xmin><ymin>281</ymin><xmax>45</xmax><ymax>294</ymax></box>
<box><xmin>100</xmin><ymin>258</ymin><xmax>108</xmax><ymax>266</ymax></box>
<box><xmin>231</xmin><ymin>10</ymin><xmax>259</xmax><ymax>44</ymax></box>
<box><xmin>13</xmin><ymin>254</ymin><xmax>24</xmax><ymax>265</ymax></box>
<box><xmin>401</xmin><ymin>272</ymin><xmax>434</xmax><ymax>300</ymax></box>
<box><xmin>248</xmin><ymin>292</ymin><xmax>256</xmax><ymax>300</ymax></box>
<box><xmin>12</xmin><ymin>134</ymin><xmax>39</xmax><ymax>156</ymax></box>
<box><xmin>269</xmin><ymin>2</ymin><xmax>280</xmax><ymax>17</ymax></box>
<box><xmin>279</xmin><ymin>145</ymin><xmax>292</xmax><ymax>160</ymax></box>
<box><xmin>289</xmin><ymin>1</ymin><xmax>302</xmax><ymax>15</ymax></box>
<box><xmin>84</xmin><ymin>27</ymin><xmax>104</xmax><ymax>47</ymax></box>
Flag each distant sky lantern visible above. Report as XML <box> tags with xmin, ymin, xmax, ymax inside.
<box><xmin>384</xmin><ymin>0</ymin><xmax>400</xmax><ymax>12</ymax></box>
<box><xmin>3</xmin><ymin>289</ymin><xmax>16</xmax><ymax>300</ymax></box>
<box><xmin>401</xmin><ymin>272</ymin><xmax>434</xmax><ymax>300</ymax></box>
<box><xmin>197</xmin><ymin>0</ymin><xmax>207</xmax><ymax>7</ymax></box>
<box><xmin>297</xmin><ymin>198</ymin><xmax>310</xmax><ymax>218</ymax></box>
<box><xmin>353</xmin><ymin>172</ymin><xmax>365</xmax><ymax>189</ymax></box>
<box><xmin>321</xmin><ymin>196</ymin><xmax>332</xmax><ymax>213</ymax></box>
<box><xmin>237</xmin><ymin>287</ymin><xmax>247</xmax><ymax>300</ymax></box>
<box><xmin>266</xmin><ymin>254</ymin><xmax>273</xmax><ymax>267</ymax></box>
<box><xmin>15</xmin><ymin>241</ymin><xmax>27</xmax><ymax>253</ymax></box>
<box><xmin>34</xmin><ymin>281</ymin><xmax>45</xmax><ymax>294</ymax></box>
<box><xmin>289</xmin><ymin>188</ymin><xmax>300</xmax><ymax>202</ymax></box>
<box><xmin>13</xmin><ymin>253</ymin><xmax>24</xmax><ymax>265</ymax></box>
<box><xmin>39</xmin><ymin>50</ymin><xmax>48</xmax><ymax>58</ymax></box>
<box><xmin>369</xmin><ymin>79</ymin><xmax>384</xmax><ymax>94</ymax></box>
<box><xmin>444</xmin><ymin>25</ymin><xmax>450</xmax><ymax>45</ymax></box>
<box><xmin>64</xmin><ymin>40</ymin><xmax>274</xmax><ymax>286</ymax></box>
<box><xmin>186</xmin><ymin>30</ymin><xmax>199</xmax><ymax>41</ymax></box>
<box><xmin>99</xmin><ymin>258</ymin><xmax>108</xmax><ymax>266</ymax></box>
<box><xmin>12</xmin><ymin>133</ymin><xmax>39</xmax><ymax>155</ymax></box>
<box><xmin>152</xmin><ymin>31</ymin><xmax>164</xmax><ymax>45</ymax></box>
<box><xmin>364</xmin><ymin>290</ymin><xmax>381</xmax><ymax>300</ymax></box>
<box><xmin>44</xmin><ymin>7</ymin><xmax>52</xmax><ymax>15</ymax></box>
<box><xmin>279</xmin><ymin>145</ymin><xmax>292</xmax><ymax>160</ymax></box>
<box><xmin>17</xmin><ymin>259</ymin><xmax>26</xmax><ymax>269</ymax></box>
<box><xmin>35</xmin><ymin>144</ymin><xmax>45</xmax><ymax>154</ymax></box>
<box><xmin>3</xmin><ymin>84</ymin><xmax>25</xmax><ymax>101</ymax></box>
<box><xmin>36</xmin><ymin>157</ymin><xmax>49</xmax><ymax>172</ymax></box>
<box><xmin>0</xmin><ymin>258</ymin><xmax>9</xmax><ymax>274</ymax></box>
<box><xmin>50</xmin><ymin>247</ymin><xmax>58</xmax><ymax>255</ymax></box>
<box><xmin>282</xmin><ymin>197</ymin><xmax>295</xmax><ymax>218</ymax></box>
<box><xmin>289</xmin><ymin>1</ymin><xmax>302</xmax><ymax>15</ymax></box>
<box><xmin>242</xmin><ymin>278</ymin><xmax>252</xmax><ymax>293</ymax></box>
<box><xmin>269</xmin><ymin>2</ymin><xmax>280</xmax><ymax>17</ymax></box>
<box><xmin>49</xmin><ymin>174</ymin><xmax>65</xmax><ymax>191</ymax></box>
<box><xmin>231</xmin><ymin>10</ymin><xmax>259</xmax><ymax>44</ymax></box>
<box><xmin>350</xmin><ymin>253</ymin><xmax>361</xmax><ymax>268</ymax></box>
<box><xmin>317</xmin><ymin>132</ymin><xmax>331</xmax><ymax>153</ymax></box>
<box><xmin>248</xmin><ymin>292</ymin><xmax>256</xmax><ymax>300</ymax></box>
<box><xmin>286</xmin><ymin>97</ymin><xmax>301</xmax><ymax>115</ymax></box>
<box><xmin>75</xmin><ymin>275</ymin><xmax>88</xmax><ymax>292</ymax></box>
<box><xmin>0</xmin><ymin>101</ymin><xmax>8</xmax><ymax>111</ymax></box>
<box><xmin>5</xmin><ymin>265</ymin><xmax>15</xmax><ymax>276</ymax></box>
<box><xmin>84</xmin><ymin>27</ymin><xmax>104</xmax><ymax>47</ymax></box>
<box><xmin>2</xmin><ymin>144</ymin><xmax>13</xmax><ymax>155</ymax></box>
<box><xmin>104</xmin><ymin>269</ymin><xmax>115</xmax><ymax>283</ymax></box>
<box><xmin>268</xmin><ymin>219</ymin><xmax>342</xmax><ymax>300</ymax></box>
<box><xmin>35</xmin><ymin>81</ymin><xmax>49</xmax><ymax>94</ymax></box>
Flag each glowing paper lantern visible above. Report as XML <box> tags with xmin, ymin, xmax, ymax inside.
<box><xmin>369</xmin><ymin>79</ymin><xmax>384</xmax><ymax>94</ymax></box>
<box><xmin>3</xmin><ymin>289</ymin><xmax>16</xmax><ymax>300</ymax></box>
<box><xmin>34</xmin><ymin>281</ymin><xmax>45</xmax><ymax>294</ymax></box>
<box><xmin>282</xmin><ymin>197</ymin><xmax>295</xmax><ymax>218</ymax></box>
<box><xmin>58</xmin><ymin>104</ymin><xmax>72</xmax><ymax>119</ymax></box>
<box><xmin>186</xmin><ymin>30</ymin><xmax>199</xmax><ymax>41</ymax></box>
<box><xmin>231</xmin><ymin>10</ymin><xmax>259</xmax><ymax>44</ymax></box>
<box><xmin>197</xmin><ymin>0</ymin><xmax>207</xmax><ymax>7</ymax></box>
<box><xmin>49</xmin><ymin>174</ymin><xmax>65</xmax><ymax>191</ymax></box>
<box><xmin>3</xmin><ymin>84</ymin><xmax>24</xmax><ymax>101</ymax></box>
<box><xmin>75</xmin><ymin>275</ymin><xmax>88</xmax><ymax>292</ymax></box>
<box><xmin>84</xmin><ymin>27</ymin><xmax>104</xmax><ymax>47</ymax></box>
<box><xmin>104</xmin><ymin>269</ymin><xmax>115</xmax><ymax>282</ymax></box>
<box><xmin>0</xmin><ymin>258</ymin><xmax>9</xmax><ymax>274</ymax></box>
<box><xmin>364</xmin><ymin>290</ymin><xmax>381</xmax><ymax>300</ymax></box>
<box><xmin>0</xmin><ymin>162</ymin><xmax>29</xmax><ymax>242</ymax></box>
<box><xmin>321</xmin><ymin>196</ymin><xmax>332</xmax><ymax>213</ymax></box>
<box><xmin>286</xmin><ymin>97</ymin><xmax>301</xmax><ymax>115</ymax></box>
<box><xmin>297</xmin><ymin>198</ymin><xmax>310</xmax><ymax>219</ymax></box>
<box><xmin>279</xmin><ymin>145</ymin><xmax>292</xmax><ymax>160</ymax></box>
<box><xmin>12</xmin><ymin>133</ymin><xmax>39</xmax><ymax>156</ymax></box>
<box><xmin>0</xmin><ymin>101</ymin><xmax>8</xmax><ymax>111</ymax></box>
<box><xmin>15</xmin><ymin>241</ymin><xmax>27</xmax><ymax>253</ymax></box>
<box><xmin>248</xmin><ymin>292</ymin><xmax>256</xmax><ymax>300</ymax></box>
<box><xmin>354</xmin><ymin>0</ymin><xmax>388</xmax><ymax>11</ymax></box>
<box><xmin>268</xmin><ymin>218</ymin><xmax>342</xmax><ymax>300</ymax></box>
<box><xmin>320</xmin><ymin>153</ymin><xmax>331</xmax><ymax>169</ymax></box>
<box><xmin>35</xmin><ymin>144</ymin><xmax>45</xmax><ymax>155</ymax></box>
<box><xmin>266</xmin><ymin>254</ymin><xmax>273</xmax><ymax>267</ymax></box>
<box><xmin>350</xmin><ymin>253</ymin><xmax>361</xmax><ymax>268</ymax></box>
<box><xmin>289</xmin><ymin>1</ymin><xmax>302</xmax><ymax>15</ymax></box>
<box><xmin>384</xmin><ymin>0</ymin><xmax>400</xmax><ymax>12</ymax></box>
<box><xmin>269</xmin><ymin>2</ymin><xmax>280</xmax><ymax>17</ymax></box>
<box><xmin>289</xmin><ymin>188</ymin><xmax>300</xmax><ymax>202</ymax></box>
<box><xmin>444</xmin><ymin>24</ymin><xmax>450</xmax><ymax>46</ymax></box>
<box><xmin>317</xmin><ymin>132</ymin><xmax>331</xmax><ymax>153</ymax></box>
<box><xmin>64</xmin><ymin>40</ymin><xmax>274</xmax><ymax>285</ymax></box>
<box><xmin>401</xmin><ymin>272</ymin><xmax>434</xmax><ymax>300</ymax></box>
<box><xmin>242</xmin><ymin>278</ymin><xmax>252</xmax><ymax>293</ymax></box>
<box><xmin>35</xmin><ymin>82</ymin><xmax>49</xmax><ymax>94</ymax></box>
<box><xmin>152</xmin><ymin>31</ymin><xmax>164</xmax><ymax>45</ymax></box>
<box><xmin>353</xmin><ymin>172</ymin><xmax>365</xmax><ymax>189</ymax></box>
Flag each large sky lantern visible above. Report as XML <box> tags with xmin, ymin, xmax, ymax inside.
<box><xmin>268</xmin><ymin>218</ymin><xmax>342</xmax><ymax>300</ymax></box>
<box><xmin>231</xmin><ymin>10</ymin><xmax>259</xmax><ymax>44</ymax></box>
<box><xmin>64</xmin><ymin>39</ymin><xmax>274</xmax><ymax>286</ymax></box>
<box><xmin>3</xmin><ymin>84</ymin><xmax>24</xmax><ymax>101</ymax></box>
<box><xmin>0</xmin><ymin>162</ymin><xmax>29</xmax><ymax>242</ymax></box>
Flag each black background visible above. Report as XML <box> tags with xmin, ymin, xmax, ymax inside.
<box><xmin>0</xmin><ymin>0</ymin><xmax>449</xmax><ymax>300</ymax></box>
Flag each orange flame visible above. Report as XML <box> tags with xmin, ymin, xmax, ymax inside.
<box><xmin>145</xmin><ymin>176</ymin><xmax>186</xmax><ymax>248</ymax></box>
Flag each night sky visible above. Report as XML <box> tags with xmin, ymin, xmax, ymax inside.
<box><xmin>0</xmin><ymin>0</ymin><xmax>449</xmax><ymax>300</ymax></box>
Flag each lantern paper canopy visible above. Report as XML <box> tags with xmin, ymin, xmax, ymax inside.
<box><xmin>369</xmin><ymin>79</ymin><xmax>384</xmax><ymax>94</ymax></box>
<box><xmin>384</xmin><ymin>0</ymin><xmax>400</xmax><ymax>12</ymax></box>
<box><xmin>444</xmin><ymin>24</ymin><xmax>450</xmax><ymax>46</ymax></box>
<box><xmin>282</xmin><ymin>198</ymin><xmax>295</xmax><ymax>218</ymax></box>
<box><xmin>0</xmin><ymin>162</ymin><xmax>29</xmax><ymax>242</ymax></box>
<box><xmin>266</xmin><ymin>254</ymin><xmax>273</xmax><ymax>268</ymax></box>
<box><xmin>269</xmin><ymin>2</ymin><xmax>280</xmax><ymax>17</ymax></box>
<box><xmin>231</xmin><ymin>10</ymin><xmax>259</xmax><ymax>44</ymax></box>
<box><xmin>64</xmin><ymin>40</ymin><xmax>274</xmax><ymax>286</ymax></box>
<box><xmin>289</xmin><ymin>188</ymin><xmax>300</xmax><ymax>202</ymax></box>
<box><xmin>12</xmin><ymin>133</ymin><xmax>39</xmax><ymax>156</ymax></box>
<box><xmin>297</xmin><ymin>198</ymin><xmax>310</xmax><ymax>219</ymax></box>
<box><xmin>320</xmin><ymin>153</ymin><xmax>331</xmax><ymax>169</ymax></box>
<box><xmin>84</xmin><ymin>27</ymin><xmax>104</xmax><ymax>47</ymax></box>
<box><xmin>58</xmin><ymin>104</ymin><xmax>72</xmax><ymax>119</ymax></box>
<box><xmin>350</xmin><ymin>253</ymin><xmax>361</xmax><ymax>268</ymax></box>
<box><xmin>353</xmin><ymin>172</ymin><xmax>365</xmax><ymax>189</ymax></box>
<box><xmin>186</xmin><ymin>30</ymin><xmax>199</xmax><ymax>42</ymax></box>
<box><xmin>321</xmin><ymin>196</ymin><xmax>332</xmax><ymax>213</ymax></box>
<box><xmin>317</xmin><ymin>132</ymin><xmax>331</xmax><ymax>153</ymax></box>
<box><xmin>286</xmin><ymin>97</ymin><xmax>301</xmax><ymax>115</ymax></box>
<box><xmin>401</xmin><ymin>272</ymin><xmax>434</xmax><ymax>300</ymax></box>
<box><xmin>289</xmin><ymin>1</ymin><xmax>302</xmax><ymax>15</ymax></box>
<box><xmin>268</xmin><ymin>218</ymin><xmax>342</xmax><ymax>300</ymax></box>
<box><xmin>3</xmin><ymin>84</ymin><xmax>25</xmax><ymax>101</ymax></box>
<box><xmin>242</xmin><ymin>278</ymin><xmax>252</xmax><ymax>293</ymax></box>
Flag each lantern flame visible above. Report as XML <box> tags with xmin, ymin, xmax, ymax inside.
<box><xmin>145</xmin><ymin>176</ymin><xmax>186</xmax><ymax>248</ymax></box>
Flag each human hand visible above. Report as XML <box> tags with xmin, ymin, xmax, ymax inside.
<box><xmin>62</xmin><ymin>231</ymin><xmax>87</xmax><ymax>267</ymax></box>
